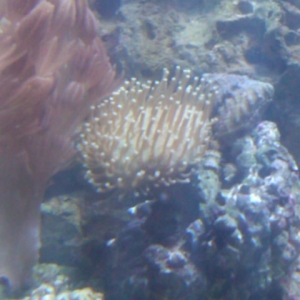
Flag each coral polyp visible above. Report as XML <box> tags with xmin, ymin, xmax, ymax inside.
<box><xmin>77</xmin><ymin>67</ymin><xmax>216</xmax><ymax>194</ymax></box>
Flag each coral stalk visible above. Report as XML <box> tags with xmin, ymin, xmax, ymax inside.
<box><xmin>0</xmin><ymin>0</ymin><xmax>116</xmax><ymax>289</ymax></box>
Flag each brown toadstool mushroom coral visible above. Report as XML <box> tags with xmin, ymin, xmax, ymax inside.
<box><xmin>0</xmin><ymin>0</ymin><xmax>116</xmax><ymax>290</ymax></box>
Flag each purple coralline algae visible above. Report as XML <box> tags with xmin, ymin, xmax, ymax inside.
<box><xmin>98</xmin><ymin>121</ymin><xmax>300</xmax><ymax>300</ymax></box>
<box><xmin>206</xmin><ymin>73</ymin><xmax>274</xmax><ymax>140</ymax></box>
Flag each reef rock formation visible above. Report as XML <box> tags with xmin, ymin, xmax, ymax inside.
<box><xmin>203</xmin><ymin>73</ymin><xmax>274</xmax><ymax>140</ymax></box>
<box><xmin>99</xmin><ymin>121</ymin><xmax>300</xmax><ymax>300</ymax></box>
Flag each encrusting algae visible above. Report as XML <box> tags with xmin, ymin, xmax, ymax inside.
<box><xmin>22</xmin><ymin>285</ymin><xmax>103</xmax><ymax>300</ymax></box>
<box><xmin>77</xmin><ymin>67</ymin><xmax>217</xmax><ymax>195</ymax></box>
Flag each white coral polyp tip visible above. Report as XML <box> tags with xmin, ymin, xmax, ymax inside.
<box><xmin>154</xmin><ymin>170</ymin><xmax>160</xmax><ymax>177</ymax></box>
<box><xmin>137</xmin><ymin>170</ymin><xmax>146</xmax><ymax>177</ymax></box>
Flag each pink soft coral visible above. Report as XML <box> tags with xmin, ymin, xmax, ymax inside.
<box><xmin>0</xmin><ymin>0</ymin><xmax>116</xmax><ymax>289</ymax></box>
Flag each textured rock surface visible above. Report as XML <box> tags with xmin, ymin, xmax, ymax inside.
<box><xmin>93</xmin><ymin>0</ymin><xmax>300</xmax><ymax>166</ymax></box>
<box><xmin>97</xmin><ymin>0</ymin><xmax>282</xmax><ymax>79</ymax></box>
<box><xmin>94</xmin><ymin>0</ymin><xmax>300</xmax><ymax>166</ymax></box>
<box><xmin>93</xmin><ymin>121</ymin><xmax>300</xmax><ymax>300</ymax></box>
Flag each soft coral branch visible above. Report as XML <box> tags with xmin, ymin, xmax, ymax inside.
<box><xmin>0</xmin><ymin>0</ymin><xmax>116</xmax><ymax>289</ymax></box>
